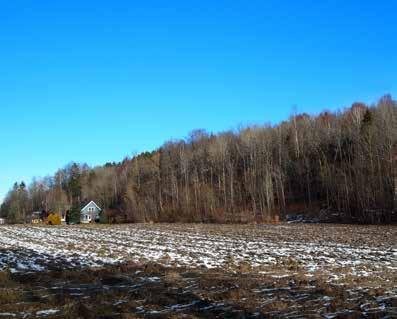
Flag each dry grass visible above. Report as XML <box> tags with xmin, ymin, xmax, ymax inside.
<box><xmin>0</xmin><ymin>270</ymin><xmax>13</xmax><ymax>286</ymax></box>
<box><xmin>0</xmin><ymin>288</ymin><xmax>21</xmax><ymax>305</ymax></box>
<box><xmin>0</xmin><ymin>262</ymin><xmax>395</xmax><ymax>318</ymax></box>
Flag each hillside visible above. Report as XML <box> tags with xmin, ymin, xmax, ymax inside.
<box><xmin>1</xmin><ymin>95</ymin><xmax>396</xmax><ymax>224</ymax></box>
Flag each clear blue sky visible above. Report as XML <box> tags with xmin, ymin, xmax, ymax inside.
<box><xmin>1</xmin><ymin>0</ymin><xmax>396</xmax><ymax>202</ymax></box>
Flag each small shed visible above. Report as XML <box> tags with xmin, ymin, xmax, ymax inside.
<box><xmin>0</xmin><ymin>218</ymin><xmax>6</xmax><ymax>225</ymax></box>
<box><xmin>31</xmin><ymin>211</ymin><xmax>43</xmax><ymax>224</ymax></box>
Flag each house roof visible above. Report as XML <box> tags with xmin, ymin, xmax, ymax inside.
<box><xmin>81</xmin><ymin>200</ymin><xmax>102</xmax><ymax>212</ymax></box>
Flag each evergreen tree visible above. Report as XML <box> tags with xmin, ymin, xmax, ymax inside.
<box><xmin>69</xmin><ymin>203</ymin><xmax>81</xmax><ymax>224</ymax></box>
<box><xmin>68</xmin><ymin>163</ymin><xmax>82</xmax><ymax>205</ymax></box>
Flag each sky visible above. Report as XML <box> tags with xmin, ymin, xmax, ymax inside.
<box><xmin>1</xmin><ymin>0</ymin><xmax>396</xmax><ymax>202</ymax></box>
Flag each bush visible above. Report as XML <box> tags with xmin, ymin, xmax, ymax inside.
<box><xmin>99</xmin><ymin>210</ymin><xmax>109</xmax><ymax>224</ymax></box>
<box><xmin>46</xmin><ymin>213</ymin><xmax>61</xmax><ymax>225</ymax></box>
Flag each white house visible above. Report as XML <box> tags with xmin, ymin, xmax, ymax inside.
<box><xmin>80</xmin><ymin>201</ymin><xmax>102</xmax><ymax>224</ymax></box>
<box><xmin>0</xmin><ymin>218</ymin><xmax>5</xmax><ymax>225</ymax></box>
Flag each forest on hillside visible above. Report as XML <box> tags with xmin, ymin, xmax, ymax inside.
<box><xmin>1</xmin><ymin>95</ymin><xmax>396</xmax><ymax>224</ymax></box>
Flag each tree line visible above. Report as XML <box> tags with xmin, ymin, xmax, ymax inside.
<box><xmin>1</xmin><ymin>95</ymin><xmax>396</xmax><ymax>224</ymax></box>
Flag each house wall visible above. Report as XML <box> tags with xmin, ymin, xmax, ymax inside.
<box><xmin>81</xmin><ymin>202</ymin><xmax>101</xmax><ymax>223</ymax></box>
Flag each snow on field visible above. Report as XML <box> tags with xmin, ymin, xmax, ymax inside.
<box><xmin>0</xmin><ymin>223</ymin><xmax>396</xmax><ymax>287</ymax></box>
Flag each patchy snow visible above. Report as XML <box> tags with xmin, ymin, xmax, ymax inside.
<box><xmin>0</xmin><ymin>224</ymin><xmax>396</xmax><ymax>290</ymax></box>
<box><xmin>36</xmin><ymin>309</ymin><xmax>59</xmax><ymax>317</ymax></box>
